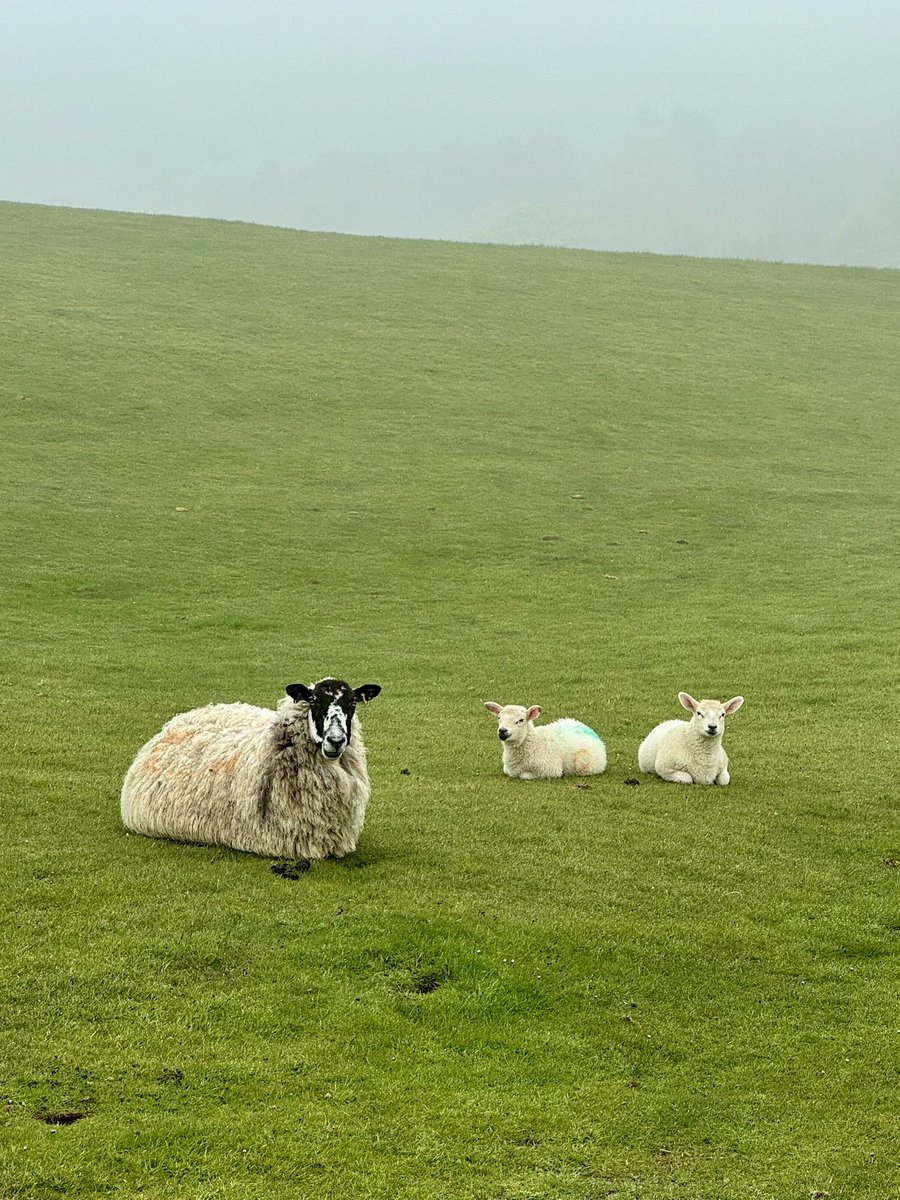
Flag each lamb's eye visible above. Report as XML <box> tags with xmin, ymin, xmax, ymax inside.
<box><xmin>516</xmin><ymin>719</ymin><xmax>523</xmax><ymax>724</ymax></box>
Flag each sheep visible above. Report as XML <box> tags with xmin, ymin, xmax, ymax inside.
<box><xmin>120</xmin><ymin>677</ymin><xmax>381</xmax><ymax>859</ymax></box>
<box><xmin>483</xmin><ymin>702</ymin><xmax>607</xmax><ymax>780</ymax></box>
<box><xmin>637</xmin><ymin>692</ymin><xmax>744</xmax><ymax>784</ymax></box>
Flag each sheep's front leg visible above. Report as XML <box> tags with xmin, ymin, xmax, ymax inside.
<box><xmin>518</xmin><ymin>771</ymin><xmax>538</xmax><ymax>780</ymax></box>
<box><xmin>659</xmin><ymin>770</ymin><xmax>694</xmax><ymax>783</ymax></box>
<box><xmin>714</xmin><ymin>767</ymin><xmax>730</xmax><ymax>785</ymax></box>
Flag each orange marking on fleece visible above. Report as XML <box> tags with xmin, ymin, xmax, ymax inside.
<box><xmin>573</xmin><ymin>748</ymin><xmax>593</xmax><ymax>774</ymax></box>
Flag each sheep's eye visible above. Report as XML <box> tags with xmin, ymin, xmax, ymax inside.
<box><xmin>516</xmin><ymin>719</ymin><xmax>523</xmax><ymax>724</ymax></box>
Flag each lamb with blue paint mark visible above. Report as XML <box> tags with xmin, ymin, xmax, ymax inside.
<box><xmin>483</xmin><ymin>702</ymin><xmax>607</xmax><ymax>780</ymax></box>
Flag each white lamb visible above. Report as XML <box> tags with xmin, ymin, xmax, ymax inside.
<box><xmin>637</xmin><ymin>692</ymin><xmax>744</xmax><ymax>784</ymax></box>
<box><xmin>121</xmin><ymin>677</ymin><xmax>381</xmax><ymax>859</ymax></box>
<box><xmin>483</xmin><ymin>702</ymin><xmax>607</xmax><ymax>780</ymax></box>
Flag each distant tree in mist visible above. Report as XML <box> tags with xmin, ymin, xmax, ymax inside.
<box><xmin>178</xmin><ymin>107</ymin><xmax>899</xmax><ymax>267</ymax></box>
<box><xmin>457</xmin><ymin>107</ymin><xmax>900</xmax><ymax>267</ymax></box>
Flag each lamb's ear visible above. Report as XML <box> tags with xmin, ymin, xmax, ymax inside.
<box><xmin>285</xmin><ymin>683</ymin><xmax>313</xmax><ymax>703</ymax></box>
<box><xmin>723</xmin><ymin>696</ymin><xmax>744</xmax><ymax>715</ymax></box>
<box><xmin>353</xmin><ymin>683</ymin><xmax>381</xmax><ymax>703</ymax></box>
<box><xmin>526</xmin><ymin>705</ymin><xmax>542</xmax><ymax>721</ymax></box>
<box><xmin>678</xmin><ymin>692</ymin><xmax>698</xmax><ymax>712</ymax></box>
<box><xmin>483</xmin><ymin>702</ymin><xmax>502</xmax><ymax>717</ymax></box>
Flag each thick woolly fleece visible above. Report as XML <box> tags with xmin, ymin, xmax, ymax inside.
<box><xmin>637</xmin><ymin>719</ymin><xmax>729</xmax><ymax>784</ymax></box>
<box><xmin>503</xmin><ymin>719</ymin><xmax>607</xmax><ymax>780</ymax></box>
<box><xmin>120</xmin><ymin>696</ymin><xmax>371</xmax><ymax>858</ymax></box>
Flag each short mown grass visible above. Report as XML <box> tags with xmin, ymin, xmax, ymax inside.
<box><xmin>1</xmin><ymin>200</ymin><xmax>899</xmax><ymax>1198</ymax></box>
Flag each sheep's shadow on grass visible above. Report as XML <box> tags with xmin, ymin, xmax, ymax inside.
<box><xmin>335</xmin><ymin>850</ymin><xmax>377</xmax><ymax>870</ymax></box>
<box><xmin>122</xmin><ymin>833</ymin><xmax>391</xmax><ymax>876</ymax></box>
<box><xmin>268</xmin><ymin>848</ymin><xmax>385</xmax><ymax>878</ymax></box>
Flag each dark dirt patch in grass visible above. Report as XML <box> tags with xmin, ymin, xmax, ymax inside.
<box><xmin>35</xmin><ymin>1110</ymin><xmax>89</xmax><ymax>1125</ymax></box>
<box><xmin>410</xmin><ymin>971</ymin><xmax>443</xmax><ymax>995</ymax></box>
<box><xmin>366</xmin><ymin>947</ymin><xmax>454</xmax><ymax>997</ymax></box>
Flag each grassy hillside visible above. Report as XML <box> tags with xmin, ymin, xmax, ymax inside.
<box><xmin>2</xmin><ymin>200</ymin><xmax>899</xmax><ymax>1200</ymax></box>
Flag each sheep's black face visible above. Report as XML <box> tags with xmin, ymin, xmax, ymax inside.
<box><xmin>285</xmin><ymin>678</ymin><xmax>382</xmax><ymax>759</ymax></box>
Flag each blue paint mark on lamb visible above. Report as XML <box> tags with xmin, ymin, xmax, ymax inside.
<box><xmin>555</xmin><ymin>719</ymin><xmax>604</xmax><ymax>742</ymax></box>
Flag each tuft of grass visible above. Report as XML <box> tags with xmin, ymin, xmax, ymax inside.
<box><xmin>1</xmin><ymin>200</ymin><xmax>900</xmax><ymax>1198</ymax></box>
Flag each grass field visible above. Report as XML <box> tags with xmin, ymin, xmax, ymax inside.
<box><xmin>2</xmin><ymin>199</ymin><xmax>900</xmax><ymax>1199</ymax></box>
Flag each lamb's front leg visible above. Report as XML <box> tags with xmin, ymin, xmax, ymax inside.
<box><xmin>714</xmin><ymin>753</ymin><xmax>730</xmax><ymax>785</ymax></box>
<box><xmin>659</xmin><ymin>770</ymin><xmax>694</xmax><ymax>783</ymax></box>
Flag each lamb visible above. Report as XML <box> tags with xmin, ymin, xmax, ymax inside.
<box><xmin>120</xmin><ymin>677</ymin><xmax>381</xmax><ymax>859</ymax></box>
<box><xmin>637</xmin><ymin>692</ymin><xmax>744</xmax><ymax>784</ymax></box>
<box><xmin>483</xmin><ymin>701</ymin><xmax>607</xmax><ymax>780</ymax></box>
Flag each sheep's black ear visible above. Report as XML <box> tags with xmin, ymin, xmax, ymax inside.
<box><xmin>353</xmin><ymin>683</ymin><xmax>381</xmax><ymax>703</ymax></box>
<box><xmin>286</xmin><ymin>683</ymin><xmax>313</xmax><ymax>703</ymax></box>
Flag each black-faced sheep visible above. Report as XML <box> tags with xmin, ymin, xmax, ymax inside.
<box><xmin>120</xmin><ymin>677</ymin><xmax>381</xmax><ymax>858</ymax></box>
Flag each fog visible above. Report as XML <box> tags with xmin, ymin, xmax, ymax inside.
<box><xmin>4</xmin><ymin>0</ymin><xmax>899</xmax><ymax>266</ymax></box>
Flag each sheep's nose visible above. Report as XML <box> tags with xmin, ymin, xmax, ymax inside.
<box><xmin>326</xmin><ymin>733</ymin><xmax>345</xmax><ymax>747</ymax></box>
<box><xmin>706</xmin><ymin>725</ymin><xmax>718</xmax><ymax>735</ymax></box>
<box><xmin>498</xmin><ymin>728</ymin><xmax>510</xmax><ymax>741</ymax></box>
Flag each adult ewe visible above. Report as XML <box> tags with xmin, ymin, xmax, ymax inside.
<box><xmin>121</xmin><ymin>678</ymin><xmax>381</xmax><ymax>858</ymax></box>
<box><xmin>638</xmin><ymin>692</ymin><xmax>743</xmax><ymax>784</ymax></box>
<box><xmin>483</xmin><ymin>702</ymin><xmax>607</xmax><ymax>780</ymax></box>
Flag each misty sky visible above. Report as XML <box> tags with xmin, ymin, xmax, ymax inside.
<box><xmin>3</xmin><ymin>0</ymin><xmax>900</xmax><ymax>265</ymax></box>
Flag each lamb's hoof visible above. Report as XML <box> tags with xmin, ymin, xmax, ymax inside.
<box><xmin>271</xmin><ymin>859</ymin><xmax>311</xmax><ymax>880</ymax></box>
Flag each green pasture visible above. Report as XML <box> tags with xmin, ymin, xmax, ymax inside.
<box><xmin>1</xmin><ymin>200</ymin><xmax>899</xmax><ymax>1198</ymax></box>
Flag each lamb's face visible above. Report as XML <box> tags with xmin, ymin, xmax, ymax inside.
<box><xmin>679</xmin><ymin>692</ymin><xmax>744</xmax><ymax>738</ymax></box>
<box><xmin>285</xmin><ymin>678</ymin><xmax>382</xmax><ymax>759</ymax></box>
<box><xmin>483</xmin><ymin>702</ymin><xmax>541</xmax><ymax>747</ymax></box>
